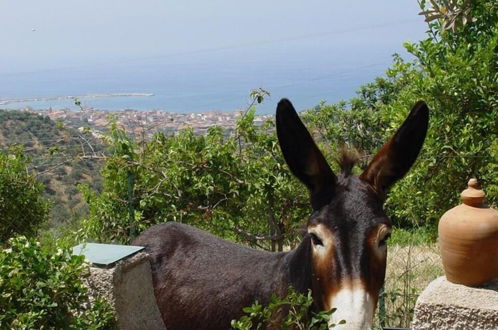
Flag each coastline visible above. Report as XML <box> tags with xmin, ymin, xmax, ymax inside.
<box><xmin>0</xmin><ymin>92</ymin><xmax>154</xmax><ymax>105</ymax></box>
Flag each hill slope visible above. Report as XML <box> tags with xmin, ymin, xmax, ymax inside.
<box><xmin>0</xmin><ymin>109</ymin><xmax>104</xmax><ymax>226</ymax></box>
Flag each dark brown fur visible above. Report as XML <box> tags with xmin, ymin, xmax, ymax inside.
<box><xmin>133</xmin><ymin>99</ymin><xmax>429</xmax><ymax>330</ymax></box>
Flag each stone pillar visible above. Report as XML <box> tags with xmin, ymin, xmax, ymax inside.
<box><xmin>412</xmin><ymin>276</ymin><xmax>498</xmax><ymax>330</ymax></box>
<box><xmin>72</xmin><ymin>242</ymin><xmax>167</xmax><ymax>330</ymax></box>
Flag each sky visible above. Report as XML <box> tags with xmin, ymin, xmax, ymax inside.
<box><xmin>0</xmin><ymin>0</ymin><xmax>427</xmax><ymax>73</ymax></box>
<box><xmin>0</xmin><ymin>0</ymin><xmax>429</xmax><ymax>112</ymax></box>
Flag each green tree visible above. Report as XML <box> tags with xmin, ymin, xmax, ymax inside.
<box><xmin>80</xmin><ymin>100</ymin><xmax>308</xmax><ymax>250</ymax></box>
<box><xmin>385</xmin><ymin>0</ymin><xmax>498</xmax><ymax>227</ymax></box>
<box><xmin>304</xmin><ymin>0</ymin><xmax>497</xmax><ymax>229</ymax></box>
<box><xmin>0</xmin><ymin>146</ymin><xmax>50</xmax><ymax>243</ymax></box>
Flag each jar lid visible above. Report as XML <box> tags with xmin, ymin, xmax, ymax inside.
<box><xmin>460</xmin><ymin>178</ymin><xmax>485</xmax><ymax>206</ymax></box>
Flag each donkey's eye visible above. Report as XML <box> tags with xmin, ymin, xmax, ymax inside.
<box><xmin>379</xmin><ymin>232</ymin><xmax>391</xmax><ymax>247</ymax></box>
<box><xmin>310</xmin><ymin>233</ymin><xmax>323</xmax><ymax>246</ymax></box>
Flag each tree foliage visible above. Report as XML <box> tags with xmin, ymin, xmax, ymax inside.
<box><xmin>0</xmin><ymin>146</ymin><xmax>50</xmax><ymax>242</ymax></box>
<box><xmin>231</xmin><ymin>287</ymin><xmax>342</xmax><ymax>330</ymax></box>
<box><xmin>80</xmin><ymin>107</ymin><xmax>308</xmax><ymax>250</ymax></box>
<box><xmin>304</xmin><ymin>0</ymin><xmax>497</xmax><ymax>229</ymax></box>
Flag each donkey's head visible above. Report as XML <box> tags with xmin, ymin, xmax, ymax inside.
<box><xmin>276</xmin><ymin>99</ymin><xmax>428</xmax><ymax>329</ymax></box>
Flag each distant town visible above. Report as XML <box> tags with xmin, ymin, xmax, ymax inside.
<box><xmin>17</xmin><ymin>106</ymin><xmax>274</xmax><ymax>138</ymax></box>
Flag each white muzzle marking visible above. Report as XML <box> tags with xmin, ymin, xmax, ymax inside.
<box><xmin>328</xmin><ymin>287</ymin><xmax>374</xmax><ymax>330</ymax></box>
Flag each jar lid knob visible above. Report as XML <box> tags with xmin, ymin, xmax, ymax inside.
<box><xmin>461</xmin><ymin>178</ymin><xmax>485</xmax><ymax>206</ymax></box>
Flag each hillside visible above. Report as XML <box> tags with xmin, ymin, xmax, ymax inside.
<box><xmin>0</xmin><ymin>109</ymin><xmax>104</xmax><ymax>226</ymax></box>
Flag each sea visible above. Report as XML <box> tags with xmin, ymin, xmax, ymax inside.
<box><xmin>0</xmin><ymin>42</ymin><xmax>410</xmax><ymax>115</ymax></box>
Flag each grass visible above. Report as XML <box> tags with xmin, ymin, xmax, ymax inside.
<box><xmin>389</xmin><ymin>226</ymin><xmax>438</xmax><ymax>247</ymax></box>
<box><xmin>375</xmin><ymin>227</ymin><xmax>444</xmax><ymax>329</ymax></box>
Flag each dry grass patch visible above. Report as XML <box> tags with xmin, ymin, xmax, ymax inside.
<box><xmin>376</xmin><ymin>244</ymin><xmax>444</xmax><ymax>328</ymax></box>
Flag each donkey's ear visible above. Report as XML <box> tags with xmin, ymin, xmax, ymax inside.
<box><xmin>361</xmin><ymin>101</ymin><xmax>429</xmax><ymax>196</ymax></box>
<box><xmin>276</xmin><ymin>99</ymin><xmax>337</xmax><ymax>210</ymax></box>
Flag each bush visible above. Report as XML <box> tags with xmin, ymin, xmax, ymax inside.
<box><xmin>81</xmin><ymin>111</ymin><xmax>307</xmax><ymax>250</ymax></box>
<box><xmin>0</xmin><ymin>146</ymin><xmax>50</xmax><ymax>242</ymax></box>
<box><xmin>0</xmin><ymin>236</ymin><xmax>115</xmax><ymax>329</ymax></box>
<box><xmin>231</xmin><ymin>287</ymin><xmax>343</xmax><ymax>330</ymax></box>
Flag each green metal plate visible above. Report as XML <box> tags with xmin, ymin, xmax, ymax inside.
<box><xmin>72</xmin><ymin>243</ymin><xmax>144</xmax><ymax>267</ymax></box>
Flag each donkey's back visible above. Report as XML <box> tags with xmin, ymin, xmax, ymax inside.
<box><xmin>133</xmin><ymin>222</ymin><xmax>289</xmax><ymax>329</ymax></box>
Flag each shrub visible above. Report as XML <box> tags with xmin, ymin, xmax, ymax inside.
<box><xmin>231</xmin><ymin>287</ymin><xmax>344</xmax><ymax>330</ymax></box>
<box><xmin>0</xmin><ymin>146</ymin><xmax>50</xmax><ymax>242</ymax></box>
<box><xmin>81</xmin><ymin>111</ymin><xmax>307</xmax><ymax>250</ymax></box>
<box><xmin>0</xmin><ymin>236</ymin><xmax>114</xmax><ymax>329</ymax></box>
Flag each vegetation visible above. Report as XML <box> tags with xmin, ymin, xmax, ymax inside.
<box><xmin>0</xmin><ymin>110</ymin><xmax>103</xmax><ymax>228</ymax></box>
<box><xmin>0</xmin><ymin>236</ymin><xmax>114</xmax><ymax>329</ymax></box>
<box><xmin>378</xmin><ymin>238</ymin><xmax>444</xmax><ymax>328</ymax></box>
<box><xmin>0</xmin><ymin>113</ymin><xmax>112</xmax><ymax>327</ymax></box>
<box><xmin>0</xmin><ymin>146</ymin><xmax>50</xmax><ymax>242</ymax></box>
<box><xmin>231</xmin><ymin>287</ymin><xmax>343</xmax><ymax>330</ymax></box>
<box><xmin>79</xmin><ymin>106</ymin><xmax>307</xmax><ymax>249</ymax></box>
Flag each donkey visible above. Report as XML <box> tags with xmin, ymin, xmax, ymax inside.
<box><xmin>133</xmin><ymin>99</ymin><xmax>429</xmax><ymax>330</ymax></box>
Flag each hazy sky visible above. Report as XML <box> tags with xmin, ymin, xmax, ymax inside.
<box><xmin>0</xmin><ymin>0</ymin><xmax>427</xmax><ymax>74</ymax></box>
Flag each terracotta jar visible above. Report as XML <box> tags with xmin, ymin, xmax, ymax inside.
<box><xmin>438</xmin><ymin>178</ymin><xmax>498</xmax><ymax>286</ymax></box>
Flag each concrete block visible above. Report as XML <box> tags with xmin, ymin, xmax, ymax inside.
<box><xmin>412</xmin><ymin>276</ymin><xmax>498</xmax><ymax>330</ymax></box>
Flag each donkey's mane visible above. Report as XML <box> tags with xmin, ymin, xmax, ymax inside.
<box><xmin>337</xmin><ymin>147</ymin><xmax>361</xmax><ymax>177</ymax></box>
